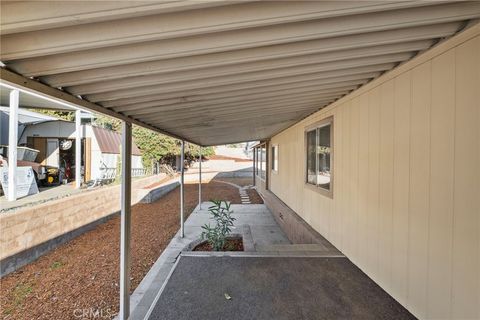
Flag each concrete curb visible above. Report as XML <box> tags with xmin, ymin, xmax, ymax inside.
<box><xmin>139</xmin><ymin>181</ymin><xmax>179</xmax><ymax>204</ymax></box>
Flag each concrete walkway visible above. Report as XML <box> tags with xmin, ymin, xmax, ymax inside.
<box><xmin>147</xmin><ymin>256</ymin><xmax>416</xmax><ymax>320</ymax></box>
<box><xmin>129</xmin><ymin>201</ymin><xmax>344</xmax><ymax>320</ymax></box>
<box><xmin>129</xmin><ymin>202</ymin><xmax>294</xmax><ymax>320</ymax></box>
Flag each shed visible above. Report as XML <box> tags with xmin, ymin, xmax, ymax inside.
<box><xmin>18</xmin><ymin>119</ymin><xmax>143</xmax><ymax>182</ymax></box>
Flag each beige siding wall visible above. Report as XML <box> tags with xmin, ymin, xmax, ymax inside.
<box><xmin>269</xmin><ymin>25</ymin><xmax>479</xmax><ymax>319</ymax></box>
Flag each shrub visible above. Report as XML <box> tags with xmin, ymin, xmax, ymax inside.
<box><xmin>201</xmin><ymin>200</ymin><xmax>236</xmax><ymax>251</ymax></box>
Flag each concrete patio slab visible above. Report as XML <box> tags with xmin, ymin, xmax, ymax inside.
<box><xmin>147</xmin><ymin>256</ymin><xmax>416</xmax><ymax>320</ymax></box>
<box><xmin>129</xmin><ymin>201</ymin><xmax>345</xmax><ymax>320</ymax></box>
<box><xmin>128</xmin><ymin>202</ymin><xmax>292</xmax><ymax>320</ymax></box>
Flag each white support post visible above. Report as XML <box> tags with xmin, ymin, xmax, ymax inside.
<box><xmin>198</xmin><ymin>147</ymin><xmax>202</xmax><ymax>210</ymax></box>
<box><xmin>119</xmin><ymin>121</ymin><xmax>132</xmax><ymax>320</ymax></box>
<box><xmin>180</xmin><ymin>140</ymin><xmax>185</xmax><ymax>238</ymax></box>
<box><xmin>7</xmin><ymin>89</ymin><xmax>19</xmax><ymax>201</ymax></box>
<box><xmin>75</xmin><ymin>109</ymin><xmax>81</xmax><ymax>188</ymax></box>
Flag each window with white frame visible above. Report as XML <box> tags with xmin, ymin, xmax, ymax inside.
<box><xmin>305</xmin><ymin>118</ymin><xmax>333</xmax><ymax>195</ymax></box>
<box><xmin>260</xmin><ymin>145</ymin><xmax>266</xmax><ymax>180</ymax></box>
<box><xmin>256</xmin><ymin>147</ymin><xmax>259</xmax><ymax>176</ymax></box>
<box><xmin>255</xmin><ymin>145</ymin><xmax>266</xmax><ymax>180</ymax></box>
<box><xmin>271</xmin><ymin>145</ymin><xmax>278</xmax><ymax>172</ymax></box>
<box><xmin>255</xmin><ymin>147</ymin><xmax>259</xmax><ymax>176</ymax></box>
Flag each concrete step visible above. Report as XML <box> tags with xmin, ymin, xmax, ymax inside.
<box><xmin>255</xmin><ymin>243</ymin><xmax>339</xmax><ymax>253</ymax></box>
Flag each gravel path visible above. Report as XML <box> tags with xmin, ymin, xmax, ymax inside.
<box><xmin>0</xmin><ymin>180</ymin><xmax>261</xmax><ymax>320</ymax></box>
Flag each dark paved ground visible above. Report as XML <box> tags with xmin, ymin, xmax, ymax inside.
<box><xmin>148</xmin><ymin>256</ymin><xmax>416</xmax><ymax>320</ymax></box>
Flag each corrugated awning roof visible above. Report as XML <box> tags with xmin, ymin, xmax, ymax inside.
<box><xmin>0</xmin><ymin>106</ymin><xmax>57</xmax><ymax>124</ymax></box>
<box><xmin>1</xmin><ymin>1</ymin><xmax>479</xmax><ymax>146</ymax></box>
<box><xmin>92</xmin><ymin>126</ymin><xmax>142</xmax><ymax>156</ymax></box>
<box><xmin>0</xmin><ymin>87</ymin><xmax>77</xmax><ymax>111</ymax></box>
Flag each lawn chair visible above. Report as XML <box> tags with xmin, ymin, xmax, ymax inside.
<box><xmin>87</xmin><ymin>161</ymin><xmax>117</xmax><ymax>188</ymax></box>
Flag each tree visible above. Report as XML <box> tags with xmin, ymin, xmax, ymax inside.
<box><xmin>28</xmin><ymin>109</ymin><xmax>74</xmax><ymax>121</ymax></box>
<box><xmin>93</xmin><ymin>114</ymin><xmax>121</xmax><ymax>131</ymax></box>
<box><xmin>93</xmin><ymin>114</ymin><xmax>215</xmax><ymax>166</ymax></box>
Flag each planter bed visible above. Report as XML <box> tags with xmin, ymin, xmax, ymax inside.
<box><xmin>193</xmin><ymin>237</ymin><xmax>244</xmax><ymax>252</ymax></box>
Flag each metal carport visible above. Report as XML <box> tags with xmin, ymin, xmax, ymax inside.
<box><xmin>1</xmin><ymin>1</ymin><xmax>480</xmax><ymax>319</ymax></box>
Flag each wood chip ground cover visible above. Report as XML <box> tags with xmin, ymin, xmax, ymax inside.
<box><xmin>0</xmin><ymin>179</ymin><xmax>262</xmax><ymax>319</ymax></box>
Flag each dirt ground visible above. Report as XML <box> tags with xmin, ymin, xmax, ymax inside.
<box><xmin>212</xmin><ymin>177</ymin><xmax>263</xmax><ymax>204</ymax></box>
<box><xmin>0</xmin><ymin>179</ymin><xmax>262</xmax><ymax>320</ymax></box>
<box><xmin>213</xmin><ymin>177</ymin><xmax>253</xmax><ymax>187</ymax></box>
<box><xmin>207</xmin><ymin>155</ymin><xmax>252</xmax><ymax>162</ymax></box>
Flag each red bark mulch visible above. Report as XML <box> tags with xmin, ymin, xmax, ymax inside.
<box><xmin>193</xmin><ymin>238</ymin><xmax>244</xmax><ymax>252</ymax></box>
<box><xmin>212</xmin><ymin>177</ymin><xmax>263</xmax><ymax>204</ymax></box>
<box><xmin>0</xmin><ymin>180</ymin><xmax>257</xmax><ymax>320</ymax></box>
<box><xmin>247</xmin><ymin>188</ymin><xmax>264</xmax><ymax>204</ymax></box>
<box><xmin>143</xmin><ymin>175</ymin><xmax>176</xmax><ymax>189</ymax></box>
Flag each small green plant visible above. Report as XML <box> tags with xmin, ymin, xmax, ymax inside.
<box><xmin>50</xmin><ymin>261</ymin><xmax>63</xmax><ymax>270</ymax></box>
<box><xmin>12</xmin><ymin>283</ymin><xmax>33</xmax><ymax>306</ymax></box>
<box><xmin>201</xmin><ymin>200</ymin><xmax>236</xmax><ymax>251</ymax></box>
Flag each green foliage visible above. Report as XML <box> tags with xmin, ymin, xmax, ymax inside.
<box><xmin>93</xmin><ymin>114</ymin><xmax>121</xmax><ymax>131</ymax></box>
<box><xmin>201</xmin><ymin>200</ymin><xmax>236</xmax><ymax>251</ymax></box>
<box><xmin>28</xmin><ymin>109</ymin><xmax>74</xmax><ymax>121</ymax></box>
<box><xmin>12</xmin><ymin>283</ymin><xmax>33</xmax><ymax>306</ymax></box>
<box><xmin>50</xmin><ymin>261</ymin><xmax>63</xmax><ymax>270</ymax></box>
<box><xmin>92</xmin><ymin>115</ymin><xmax>215</xmax><ymax>167</ymax></box>
<box><xmin>132</xmin><ymin>125</ymin><xmax>177</xmax><ymax>166</ymax></box>
<box><xmin>131</xmin><ymin>126</ymin><xmax>215</xmax><ymax>168</ymax></box>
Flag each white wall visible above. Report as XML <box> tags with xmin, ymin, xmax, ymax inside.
<box><xmin>85</xmin><ymin>125</ymin><xmax>103</xmax><ymax>181</ymax></box>
<box><xmin>20</xmin><ymin>123</ymin><xmax>143</xmax><ymax>180</ymax></box>
<box><xmin>269</xmin><ymin>25</ymin><xmax>479</xmax><ymax>319</ymax></box>
<box><xmin>19</xmin><ymin>120</ymin><xmax>82</xmax><ymax>144</ymax></box>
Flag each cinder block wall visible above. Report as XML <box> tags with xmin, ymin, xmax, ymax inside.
<box><xmin>0</xmin><ymin>174</ymin><xmax>166</xmax><ymax>261</ymax></box>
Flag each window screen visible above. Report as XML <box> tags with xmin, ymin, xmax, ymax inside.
<box><xmin>306</xmin><ymin>120</ymin><xmax>332</xmax><ymax>193</ymax></box>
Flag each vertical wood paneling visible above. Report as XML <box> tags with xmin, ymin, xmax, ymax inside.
<box><xmin>332</xmin><ymin>106</ymin><xmax>343</xmax><ymax>247</ymax></box>
<box><xmin>304</xmin><ymin>189</ymin><xmax>312</xmax><ymax>226</ymax></box>
<box><xmin>478</xmin><ymin>36</ymin><xmax>480</xmax><ymax>320</ymax></box>
<box><xmin>323</xmin><ymin>111</ymin><xmax>334</xmax><ymax>241</ymax></box>
<box><xmin>357</xmin><ymin>95</ymin><xmax>369</xmax><ymax>269</ymax></box>
<box><xmin>427</xmin><ymin>50</ymin><xmax>456</xmax><ymax>319</ymax></box>
<box><xmin>378</xmin><ymin>81</ymin><xmax>395</xmax><ymax>291</ymax></box>
<box><xmin>267</xmin><ymin>32</ymin><xmax>479</xmax><ymax>320</ymax></box>
<box><xmin>341</xmin><ymin>101</ymin><xmax>351</xmax><ymax>255</ymax></box>
<box><xmin>295</xmin><ymin>129</ymin><xmax>303</xmax><ymax>213</ymax></box>
<box><xmin>323</xmin><ymin>189</ymin><xmax>331</xmax><ymax>240</ymax></box>
<box><xmin>392</xmin><ymin>71</ymin><xmax>411</xmax><ymax>306</ymax></box>
<box><xmin>367</xmin><ymin>87</ymin><xmax>380</xmax><ymax>277</ymax></box>
<box><xmin>349</xmin><ymin>98</ymin><xmax>360</xmax><ymax>262</ymax></box>
<box><xmin>407</xmin><ymin>61</ymin><xmax>431</xmax><ymax>318</ymax></box>
<box><xmin>451</xmin><ymin>36</ymin><xmax>479</xmax><ymax>319</ymax></box>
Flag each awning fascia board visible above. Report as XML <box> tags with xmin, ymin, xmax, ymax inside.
<box><xmin>0</xmin><ymin>68</ymin><xmax>199</xmax><ymax>145</ymax></box>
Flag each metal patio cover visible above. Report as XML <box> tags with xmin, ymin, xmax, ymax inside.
<box><xmin>1</xmin><ymin>1</ymin><xmax>479</xmax><ymax>146</ymax></box>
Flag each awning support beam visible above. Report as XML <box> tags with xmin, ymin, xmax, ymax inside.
<box><xmin>0</xmin><ymin>68</ymin><xmax>198</xmax><ymax>145</ymax></box>
<box><xmin>75</xmin><ymin>109</ymin><xmax>81</xmax><ymax>188</ymax></box>
<box><xmin>198</xmin><ymin>147</ymin><xmax>202</xmax><ymax>210</ymax></box>
<box><xmin>119</xmin><ymin>121</ymin><xmax>132</xmax><ymax>320</ymax></box>
<box><xmin>180</xmin><ymin>140</ymin><xmax>185</xmax><ymax>238</ymax></box>
<box><xmin>7</xmin><ymin>89</ymin><xmax>19</xmax><ymax>201</ymax></box>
